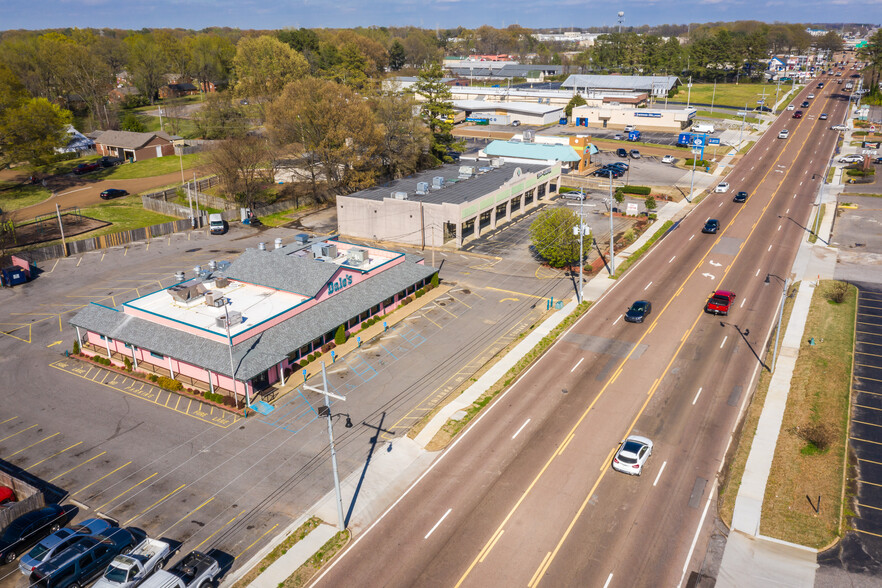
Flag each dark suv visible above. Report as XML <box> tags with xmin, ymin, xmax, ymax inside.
<box><xmin>30</xmin><ymin>528</ymin><xmax>135</xmax><ymax>588</ymax></box>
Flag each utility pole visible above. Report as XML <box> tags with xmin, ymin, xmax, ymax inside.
<box><xmin>55</xmin><ymin>203</ymin><xmax>68</xmax><ymax>257</ymax></box>
<box><xmin>608</xmin><ymin>174</ymin><xmax>615</xmax><ymax>275</ymax></box>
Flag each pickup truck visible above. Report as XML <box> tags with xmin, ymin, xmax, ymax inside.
<box><xmin>93</xmin><ymin>538</ymin><xmax>172</xmax><ymax>588</ymax></box>
<box><xmin>705</xmin><ymin>290</ymin><xmax>736</xmax><ymax>316</ymax></box>
<box><xmin>138</xmin><ymin>551</ymin><xmax>219</xmax><ymax>588</ymax></box>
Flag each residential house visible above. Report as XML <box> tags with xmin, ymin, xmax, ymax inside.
<box><xmin>94</xmin><ymin>130</ymin><xmax>175</xmax><ymax>162</ymax></box>
<box><xmin>159</xmin><ymin>83</ymin><xmax>199</xmax><ymax>99</ymax></box>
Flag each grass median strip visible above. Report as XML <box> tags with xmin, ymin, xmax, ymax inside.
<box><xmin>611</xmin><ymin>220</ymin><xmax>674</xmax><ymax>279</ymax></box>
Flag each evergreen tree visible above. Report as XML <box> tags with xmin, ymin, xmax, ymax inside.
<box><xmin>412</xmin><ymin>62</ymin><xmax>461</xmax><ymax>162</ymax></box>
<box><xmin>388</xmin><ymin>40</ymin><xmax>406</xmax><ymax>71</ymax></box>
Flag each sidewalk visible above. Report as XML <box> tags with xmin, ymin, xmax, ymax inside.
<box><xmin>717</xmin><ymin>185</ymin><xmax>839</xmax><ymax>586</ymax></box>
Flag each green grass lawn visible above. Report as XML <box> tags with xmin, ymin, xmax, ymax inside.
<box><xmin>0</xmin><ymin>182</ymin><xmax>53</xmax><ymax>213</ymax></box>
<box><xmin>98</xmin><ymin>153</ymin><xmax>205</xmax><ymax>180</ymax></box>
<box><xmin>684</xmin><ymin>83</ymin><xmax>800</xmax><ymax>109</ymax></box>
<box><xmin>136</xmin><ymin>113</ymin><xmax>201</xmax><ymax>140</ymax></box>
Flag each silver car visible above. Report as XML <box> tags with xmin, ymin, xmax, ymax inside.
<box><xmin>612</xmin><ymin>435</ymin><xmax>653</xmax><ymax>476</ymax></box>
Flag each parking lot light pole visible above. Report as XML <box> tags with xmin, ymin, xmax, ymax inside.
<box><xmin>303</xmin><ymin>363</ymin><xmax>348</xmax><ymax>532</ymax></box>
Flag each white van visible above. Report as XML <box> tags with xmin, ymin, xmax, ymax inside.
<box><xmin>208</xmin><ymin>214</ymin><xmax>226</xmax><ymax>235</ymax></box>
<box><xmin>693</xmin><ymin>123</ymin><xmax>716</xmax><ymax>134</ymax></box>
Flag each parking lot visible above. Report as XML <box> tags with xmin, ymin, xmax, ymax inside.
<box><xmin>0</xmin><ymin>216</ymin><xmax>575</xmax><ymax>584</ymax></box>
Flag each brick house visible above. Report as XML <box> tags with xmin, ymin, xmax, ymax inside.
<box><xmin>94</xmin><ymin>130</ymin><xmax>175</xmax><ymax>162</ymax></box>
<box><xmin>159</xmin><ymin>83</ymin><xmax>199</xmax><ymax>99</ymax></box>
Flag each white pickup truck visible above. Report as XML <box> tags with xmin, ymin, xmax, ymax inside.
<box><xmin>94</xmin><ymin>538</ymin><xmax>173</xmax><ymax>588</ymax></box>
<box><xmin>138</xmin><ymin>551</ymin><xmax>220</xmax><ymax>588</ymax></box>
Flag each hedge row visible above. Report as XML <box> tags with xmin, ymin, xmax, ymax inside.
<box><xmin>619</xmin><ymin>185</ymin><xmax>651</xmax><ymax>196</ymax></box>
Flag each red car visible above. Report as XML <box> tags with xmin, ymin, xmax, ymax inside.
<box><xmin>73</xmin><ymin>162</ymin><xmax>100</xmax><ymax>175</ymax></box>
<box><xmin>705</xmin><ymin>290</ymin><xmax>736</xmax><ymax>315</ymax></box>
<box><xmin>0</xmin><ymin>485</ymin><xmax>15</xmax><ymax>505</ymax></box>
<box><xmin>793</xmin><ymin>111</ymin><xmax>803</xmax><ymax>119</ymax></box>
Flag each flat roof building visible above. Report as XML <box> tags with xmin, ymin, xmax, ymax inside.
<box><xmin>70</xmin><ymin>237</ymin><xmax>436</xmax><ymax>407</ymax></box>
<box><xmin>337</xmin><ymin>160</ymin><xmax>561</xmax><ymax>248</ymax></box>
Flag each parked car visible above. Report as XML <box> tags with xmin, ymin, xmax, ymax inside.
<box><xmin>616</xmin><ymin>148</ymin><xmax>628</xmax><ymax>158</ymax></box>
<box><xmin>705</xmin><ymin>290</ymin><xmax>736</xmax><ymax>315</ymax></box>
<box><xmin>755</xmin><ymin>105</ymin><xmax>773</xmax><ymax>113</ymax></box>
<box><xmin>607</xmin><ymin>161</ymin><xmax>629</xmax><ymax>171</ymax></box>
<box><xmin>511</xmin><ymin>120</ymin><xmax>521</xmax><ymax>127</ymax></box>
<box><xmin>661</xmin><ymin>155</ymin><xmax>676</xmax><ymax>164</ymax></box>
<box><xmin>817</xmin><ymin>82</ymin><xmax>825</xmax><ymax>88</ymax></box>
<box><xmin>702</xmin><ymin>219</ymin><xmax>720</xmax><ymax>234</ymax></box>
<box><xmin>819</xmin><ymin>113</ymin><xmax>828</xmax><ymax>120</ymax></box>
<box><xmin>19</xmin><ymin>518</ymin><xmax>115</xmax><ymax>575</ymax></box>
<box><xmin>98</xmin><ymin>157</ymin><xmax>123</xmax><ymax>168</ymax></box>
<box><xmin>714</xmin><ymin>182</ymin><xmax>730</xmax><ymax>193</ymax></box>
<box><xmin>30</xmin><ymin>528</ymin><xmax>136</xmax><ymax>588</ymax></box>
<box><xmin>793</xmin><ymin>111</ymin><xmax>803</xmax><ymax>119</ymax></box>
<box><xmin>778</xmin><ymin>129</ymin><xmax>790</xmax><ymax>139</ymax></box>
<box><xmin>92</xmin><ymin>537</ymin><xmax>172</xmax><ymax>588</ymax></box>
<box><xmin>0</xmin><ymin>486</ymin><xmax>15</xmax><ymax>506</ymax></box>
<box><xmin>562</xmin><ymin>191</ymin><xmax>586</xmax><ymax>201</ymax></box>
<box><xmin>733</xmin><ymin>191</ymin><xmax>748</xmax><ymax>203</ymax></box>
<box><xmin>629</xmin><ymin>149</ymin><xmax>641</xmax><ymax>159</ymax></box>
<box><xmin>137</xmin><ymin>551</ymin><xmax>219</xmax><ymax>588</ymax></box>
<box><xmin>624</xmin><ymin>300</ymin><xmax>651</xmax><ymax>323</ymax></box>
<box><xmin>838</xmin><ymin>154</ymin><xmax>864</xmax><ymax>163</ymax></box>
<box><xmin>594</xmin><ymin>168</ymin><xmax>622</xmax><ymax>179</ymax></box>
<box><xmin>0</xmin><ymin>505</ymin><xmax>75</xmax><ymax>565</ymax></box>
<box><xmin>623</xmin><ymin>125</ymin><xmax>637</xmax><ymax>132</ymax></box>
<box><xmin>73</xmin><ymin>162</ymin><xmax>101</xmax><ymax>175</ymax></box>
<box><xmin>612</xmin><ymin>435</ymin><xmax>653</xmax><ymax>476</ymax></box>
<box><xmin>100</xmin><ymin>189</ymin><xmax>128</xmax><ymax>200</ymax></box>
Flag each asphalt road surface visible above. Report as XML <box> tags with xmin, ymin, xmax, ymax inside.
<box><xmin>312</xmin><ymin>72</ymin><xmax>850</xmax><ymax>587</ymax></box>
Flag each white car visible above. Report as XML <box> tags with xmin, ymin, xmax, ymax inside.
<box><xmin>612</xmin><ymin>435</ymin><xmax>653</xmax><ymax>476</ymax></box>
<box><xmin>831</xmin><ymin>124</ymin><xmax>848</xmax><ymax>132</ymax></box>
<box><xmin>838</xmin><ymin>154</ymin><xmax>864</xmax><ymax>163</ymax></box>
<box><xmin>623</xmin><ymin>125</ymin><xmax>637</xmax><ymax>132</ymax></box>
<box><xmin>661</xmin><ymin>154</ymin><xmax>676</xmax><ymax>164</ymax></box>
<box><xmin>786</xmin><ymin>104</ymin><xmax>796</xmax><ymax>111</ymax></box>
<box><xmin>807</xmin><ymin>93</ymin><xmax>815</xmax><ymax>99</ymax></box>
<box><xmin>778</xmin><ymin>129</ymin><xmax>789</xmax><ymax>139</ymax></box>
<box><xmin>714</xmin><ymin>182</ymin><xmax>730</xmax><ymax>193</ymax></box>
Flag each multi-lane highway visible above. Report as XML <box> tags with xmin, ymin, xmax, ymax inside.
<box><xmin>311</xmin><ymin>69</ymin><xmax>855</xmax><ymax>587</ymax></box>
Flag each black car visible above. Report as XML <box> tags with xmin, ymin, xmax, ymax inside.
<box><xmin>801</xmin><ymin>101</ymin><xmax>810</xmax><ymax>108</ymax></box>
<box><xmin>616</xmin><ymin>148</ymin><xmax>628</xmax><ymax>158</ymax></box>
<box><xmin>755</xmin><ymin>105</ymin><xmax>773</xmax><ymax>113</ymax></box>
<box><xmin>99</xmin><ymin>189</ymin><xmax>128</xmax><ymax>200</ymax></box>
<box><xmin>98</xmin><ymin>157</ymin><xmax>122</xmax><ymax>168</ymax></box>
<box><xmin>624</xmin><ymin>300</ymin><xmax>652</xmax><ymax>323</ymax></box>
<box><xmin>605</xmin><ymin>163</ymin><xmax>629</xmax><ymax>172</ymax></box>
<box><xmin>0</xmin><ymin>505</ymin><xmax>75</xmax><ymax>564</ymax></box>
<box><xmin>594</xmin><ymin>168</ymin><xmax>622</xmax><ymax>178</ymax></box>
<box><xmin>733</xmin><ymin>191</ymin><xmax>748</xmax><ymax>203</ymax></box>
<box><xmin>702</xmin><ymin>219</ymin><xmax>720</xmax><ymax>234</ymax></box>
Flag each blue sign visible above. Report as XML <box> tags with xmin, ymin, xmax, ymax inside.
<box><xmin>634</xmin><ymin>112</ymin><xmax>662</xmax><ymax>118</ymax></box>
<box><xmin>678</xmin><ymin>133</ymin><xmax>692</xmax><ymax>146</ymax></box>
<box><xmin>708</xmin><ymin>138</ymin><xmax>721</xmax><ymax>145</ymax></box>
<box><xmin>691</xmin><ymin>137</ymin><xmax>705</xmax><ymax>147</ymax></box>
<box><xmin>327</xmin><ymin>274</ymin><xmax>353</xmax><ymax>295</ymax></box>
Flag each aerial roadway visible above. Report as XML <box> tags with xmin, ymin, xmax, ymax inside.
<box><xmin>312</xmin><ymin>66</ymin><xmax>855</xmax><ymax>588</ymax></box>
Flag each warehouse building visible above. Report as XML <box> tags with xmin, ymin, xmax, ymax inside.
<box><xmin>570</xmin><ymin>103</ymin><xmax>697</xmax><ymax>131</ymax></box>
<box><xmin>452</xmin><ymin>100</ymin><xmax>564</xmax><ymax>125</ymax></box>
<box><xmin>337</xmin><ymin>160</ymin><xmax>561</xmax><ymax>248</ymax></box>
<box><xmin>70</xmin><ymin>237</ymin><xmax>436</xmax><ymax>407</ymax></box>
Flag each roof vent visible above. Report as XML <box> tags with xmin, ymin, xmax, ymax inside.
<box><xmin>295</xmin><ymin>233</ymin><xmax>309</xmax><ymax>244</ymax></box>
<box><xmin>204</xmin><ymin>291</ymin><xmax>226</xmax><ymax>307</ymax></box>
<box><xmin>258</xmin><ymin>242</ymin><xmax>266</xmax><ymax>251</ymax></box>
<box><xmin>416</xmin><ymin>182</ymin><xmax>429</xmax><ymax>195</ymax></box>
<box><xmin>215</xmin><ymin>311</ymin><xmax>242</xmax><ymax>329</ymax></box>
<box><xmin>523</xmin><ymin>130</ymin><xmax>535</xmax><ymax>142</ymax></box>
<box><xmin>174</xmin><ymin>271</ymin><xmax>185</xmax><ymax>282</ymax></box>
<box><xmin>392</xmin><ymin>191</ymin><xmax>408</xmax><ymax>200</ymax></box>
<box><xmin>274</xmin><ymin>238</ymin><xmax>283</xmax><ymax>249</ymax></box>
<box><xmin>215</xmin><ymin>277</ymin><xmax>229</xmax><ymax>289</ymax></box>
<box><xmin>347</xmin><ymin>249</ymin><xmax>367</xmax><ymax>265</ymax></box>
<box><xmin>432</xmin><ymin>176</ymin><xmax>444</xmax><ymax>189</ymax></box>
<box><xmin>208</xmin><ymin>260</ymin><xmax>217</xmax><ymax>272</ymax></box>
<box><xmin>167</xmin><ymin>282</ymin><xmax>207</xmax><ymax>303</ymax></box>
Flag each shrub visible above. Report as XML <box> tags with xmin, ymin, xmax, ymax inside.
<box><xmin>621</xmin><ymin>185</ymin><xmax>651</xmax><ymax>196</ymax></box>
<box><xmin>828</xmin><ymin>281</ymin><xmax>849</xmax><ymax>303</ymax></box>
<box><xmin>308</xmin><ymin>353</ymin><xmax>315</xmax><ymax>362</ymax></box>
<box><xmin>321</xmin><ymin>343</ymin><xmax>331</xmax><ymax>353</ymax></box>
<box><xmin>644</xmin><ymin>195</ymin><xmax>657</xmax><ymax>211</ymax></box>
<box><xmin>415</xmin><ymin>289</ymin><xmax>424</xmax><ymax>298</ymax></box>
<box><xmin>299</xmin><ymin>357</ymin><xmax>309</xmax><ymax>367</ymax></box>
<box><xmin>328</xmin><ymin>342</ymin><xmax>336</xmax><ymax>350</ymax></box>
<box><xmin>335</xmin><ymin>324</ymin><xmax>348</xmax><ymax>345</ymax></box>
<box><xmin>794</xmin><ymin>422</ymin><xmax>834</xmax><ymax>452</ymax></box>
<box><xmin>72</xmin><ymin>340</ymin><xmax>80</xmax><ymax>355</ymax></box>
<box><xmin>223</xmin><ymin>395</ymin><xmax>236</xmax><ymax>407</ymax></box>
<box><xmin>149</xmin><ymin>374</ymin><xmax>159</xmax><ymax>382</ymax></box>
<box><xmin>684</xmin><ymin>159</ymin><xmax>709</xmax><ymax>167</ymax></box>
<box><xmin>124</xmin><ymin>357</ymin><xmax>132</xmax><ymax>371</ymax></box>
<box><xmin>431</xmin><ymin>273</ymin><xmax>439</xmax><ymax>288</ymax></box>
<box><xmin>203</xmin><ymin>391</ymin><xmax>211</xmax><ymax>400</ymax></box>
<box><xmin>315</xmin><ymin>351</ymin><xmax>322</xmax><ymax>358</ymax></box>
<box><xmin>157</xmin><ymin>376</ymin><xmax>183</xmax><ymax>391</ymax></box>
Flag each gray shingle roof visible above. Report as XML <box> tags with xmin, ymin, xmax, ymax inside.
<box><xmin>345</xmin><ymin>160</ymin><xmax>552</xmax><ymax>206</ymax></box>
<box><xmin>70</xmin><ymin>260</ymin><xmax>436</xmax><ymax>382</ymax></box>
<box><xmin>94</xmin><ymin>130</ymin><xmax>173</xmax><ymax>149</ymax></box>
<box><xmin>561</xmin><ymin>75</ymin><xmax>680</xmax><ymax>92</ymax></box>
<box><xmin>221</xmin><ymin>248</ymin><xmax>338</xmax><ymax>297</ymax></box>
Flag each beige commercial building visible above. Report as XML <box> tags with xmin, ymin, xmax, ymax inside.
<box><xmin>570</xmin><ymin>103</ymin><xmax>697</xmax><ymax>132</ymax></box>
<box><xmin>337</xmin><ymin>160</ymin><xmax>561</xmax><ymax>248</ymax></box>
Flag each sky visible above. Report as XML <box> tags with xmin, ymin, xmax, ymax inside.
<box><xmin>3</xmin><ymin>0</ymin><xmax>881</xmax><ymax>31</ymax></box>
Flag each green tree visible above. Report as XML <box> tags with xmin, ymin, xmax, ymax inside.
<box><xmin>194</xmin><ymin>91</ymin><xmax>248</xmax><ymax>139</ymax></box>
<box><xmin>529</xmin><ymin>207</ymin><xmax>581</xmax><ymax>269</ymax></box>
<box><xmin>125</xmin><ymin>34</ymin><xmax>169</xmax><ymax>104</ymax></box>
<box><xmin>412</xmin><ymin>62</ymin><xmax>460</xmax><ymax>162</ymax></box>
<box><xmin>369</xmin><ymin>91</ymin><xmax>432</xmax><ymax>179</ymax></box>
<box><xmin>120</xmin><ymin>111</ymin><xmax>147</xmax><ymax>132</ymax></box>
<box><xmin>565</xmin><ymin>95</ymin><xmax>586</xmax><ymax>117</ymax></box>
<box><xmin>389</xmin><ymin>40</ymin><xmax>406</xmax><ymax>71</ymax></box>
<box><xmin>816</xmin><ymin>31</ymin><xmax>844</xmax><ymax>54</ymax></box>
<box><xmin>644</xmin><ymin>195</ymin><xmax>657</xmax><ymax>213</ymax></box>
<box><xmin>858</xmin><ymin>30</ymin><xmax>882</xmax><ymax>100</ymax></box>
<box><xmin>232</xmin><ymin>35</ymin><xmax>309</xmax><ymax>115</ymax></box>
<box><xmin>188</xmin><ymin>34</ymin><xmax>235</xmax><ymax>95</ymax></box>
<box><xmin>0</xmin><ymin>97</ymin><xmax>71</xmax><ymax>167</ymax></box>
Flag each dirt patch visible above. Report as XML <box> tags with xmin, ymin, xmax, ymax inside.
<box><xmin>11</xmin><ymin>213</ymin><xmax>110</xmax><ymax>246</ymax></box>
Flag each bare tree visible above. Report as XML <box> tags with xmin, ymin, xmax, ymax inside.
<box><xmin>206</xmin><ymin>136</ymin><xmax>275</xmax><ymax>210</ymax></box>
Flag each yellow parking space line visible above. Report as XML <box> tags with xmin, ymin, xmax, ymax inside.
<box><xmin>419</xmin><ymin>313</ymin><xmax>442</xmax><ymax>329</ymax></box>
<box><xmin>856</xmin><ymin>404</ymin><xmax>882</xmax><ymax>412</ymax></box>
<box><xmin>160</xmin><ymin>497</ymin><xmax>215</xmax><ymax>536</ymax></box>
<box><xmin>485</xmin><ymin>286</ymin><xmax>547</xmax><ymax>300</ymax></box>
<box><xmin>856</xmin><ymin>528</ymin><xmax>882</xmax><ymax>539</ymax></box>
<box><xmin>0</xmin><ymin>416</ymin><xmax>18</xmax><ymax>425</ymax></box>
<box><xmin>193</xmin><ymin>508</ymin><xmax>247</xmax><ymax>550</ymax></box>
<box><xmin>235</xmin><ymin>523</ymin><xmax>279</xmax><ymax>560</ymax></box>
<box><xmin>447</xmin><ymin>294</ymin><xmax>472</xmax><ymax>309</ymax></box>
<box><xmin>858</xmin><ymin>502</ymin><xmax>882</xmax><ymax>512</ymax></box>
<box><xmin>94</xmin><ymin>472</ymin><xmax>158</xmax><ymax>512</ymax></box>
<box><xmin>5</xmin><ymin>432</ymin><xmax>60</xmax><ymax>458</ymax></box>
<box><xmin>851</xmin><ymin>436</ymin><xmax>882</xmax><ymax>447</ymax></box>
<box><xmin>29</xmin><ymin>442</ymin><xmax>83</xmax><ymax>469</ymax></box>
<box><xmin>855</xmin><ymin>389</ymin><xmax>882</xmax><ymax>397</ymax></box>
<box><xmin>123</xmin><ymin>484</ymin><xmax>186</xmax><ymax>526</ymax></box>
<box><xmin>174</xmin><ymin>395</ymin><xmax>182</xmax><ymax>411</ymax></box>
<box><xmin>73</xmin><ymin>461</ymin><xmax>132</xmax><ymax>495</ymax></box>
<box><xmin>854</xmin><ymin>420</ymin><xmax>882</xmax><ymax>429</ymax></box>
<box><xmin>49</xmin><ymin>451</ymin><xmax>107</xmax><ymax>482</ymax></box>
<box><xmin>860</xmin><ymin>479</ymin><xmax>882</xmax><ymax>489</ymax></box>
<box><xmin>166</xmin><ymin>394</ymin><xmax>172</xmax><ymax>407</ymax></box>
<box><xmin>858</xmin><ymin>457</ymin><xmax>882</xmax><ymax>467</ymax></box>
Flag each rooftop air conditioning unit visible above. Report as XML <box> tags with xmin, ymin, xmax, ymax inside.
<box><xmin>392</xmin><ymin>191</ymin><xmax>408</xmax><ymax>200</ymax></box>
<box><xmin>416</xmin><ymin>182</ymin><xmax>429</xmax><ymax>194</ymax></box>
<box><xmin>214</xmin><ymin>277</ymin><xmax>229</xmax><ymax>289</ymax></box>
<box><xmin>523</xmin><ymin>130</ymin><xmax>535</xmax><ymax>142</ymax></box>
<box><xmin>215</xmin><ymin>311</ymin><xmax>243</xmax><ymax>329</ymax></box>
<box><xmin>458</xmin><ymin>166</ymin><xmax>475</xmax><ymax>178</ymax></box>
<box><xmin>348</xmin><ymin>249</ymin><xmax>367</xmax><ymax>263</ymax></box>
<box><xmin>491</xmin><ymin>158</ymin><xmax>503</xmax><ymax>168</ymax></box>
<box><xmin>205</xmin><ymin>291</ymin><xmax>226</xmax><ymax>307</ymax></box>
<box><xmin>432</xmin><ymin>176</ymin><xmax>444</xmax><ymax>189</ymax></box>
<box><xmin>295</xmin><ymin>233</ymin><xmax>309</xmax><ymax>244</ymax></box>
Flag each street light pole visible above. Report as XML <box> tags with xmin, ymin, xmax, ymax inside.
<box><xmin>578</xmin><ymin>193</ymin><xmax>584</xmax><ymax>302</ymax></box>
<box><xmin>766</xmin><ymin>276</ymin><xmax>790</xmax><ymax>373</ymax></box>
<box><xmin>739</xmin><ymin>102</ymin><xmax>748</xmax><ymax>147</ymax></box>
<box><xmin>608</xmin><ymin>174</ymin><xmax>615</xmax><ymax>275</ymax></box>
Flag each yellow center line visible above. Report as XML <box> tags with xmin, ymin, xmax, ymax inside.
<box><xmin>49</xmin><ymin>451</ymin><xmax>107</xmax><ymax>482</ymax></box>
<box><xmin>160</xmin><ymin>497</ymin><xmax>215</xmax><ymax>536</ymax></box>
<box><xmin>5</xmin><ymin>432</ymin><xmax>60</xmax><ymax>458</ymax></box>
<box><xmin>193</xmin><ymin>508</ymin><xmax>247</xmax><ymax>551</ymax></box>
<box><xmin>94</xmin><ymin>472</ymin><xmax>158</xmax><ymax>512</ymax></box>
<box><xmin>528</xmin><ymin>552</ymin><xmax>552</xmax><ymax>587</ymax></box>
<box><xmin>29</xmin><ymin>441</ymin><xmax>83</xmax><ymax>469</ymax></box>
<box><xmin>235</xmin><ymin>523</ymin><xmax>279</xmax><ymax>560</ymax></box>
<box><xmin>0</xmin><ymin>423</ymin><xmax>38</xmax><ymax>444</ymax></box>
<box><xmin>74</xmin><ymin>461</ymin><xmax>133</xmax><ymax>496</ymax></box>
<box><xmin>123</xmin><ymin>483</ymin><xmax>186</xmax><ymax>526</ymax></box>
